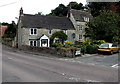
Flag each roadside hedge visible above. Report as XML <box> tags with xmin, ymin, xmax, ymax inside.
<box><xmin>86</xmin><ymin>44</ymin><xmax>98</xmax><ymax>54</ymax></box>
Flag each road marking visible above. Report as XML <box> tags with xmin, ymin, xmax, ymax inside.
<box><xmin>111</xmin><ymin>64</ymin><xmax>118</xmax><ymax>68</ymax></box>
<box><xmin>8</xmin><ymin>57</ymin><xmax>13</xmax><ymax>60</ymax></box>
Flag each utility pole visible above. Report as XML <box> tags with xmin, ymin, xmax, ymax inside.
<box><xmin>0</xmin><ymin>23</ymin><xmax>1</xmax><ymax>42</ymax></box>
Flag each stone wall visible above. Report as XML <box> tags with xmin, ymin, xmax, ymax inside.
<box><xmin>2</xmin><ymin>40</ymin><xmax>12</xmax><ymax>47</ymax></box>
<box><xmin>19</xmin><ymin>45</ymin><xmax>78</xmax><ymax>58</ymax></box>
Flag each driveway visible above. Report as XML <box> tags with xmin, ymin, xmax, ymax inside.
<box><xmin>59</xmin><ymin>53</ymin><xmax>119</xmax><ymax>68</ymax></box>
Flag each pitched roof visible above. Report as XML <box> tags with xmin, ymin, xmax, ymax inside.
<box><xmin>20</xmin><ymin>14</ymin><xmax>75</xmax><ymax>30</ymax></box>
<box><xmin>71</xmin><ymin>9</ymin><xmax>93</xmax><ymax>21</ymax></box>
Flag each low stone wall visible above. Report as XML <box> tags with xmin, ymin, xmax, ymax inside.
<box><xmin>19</xmin><ymin>45</ymin><xmax>77</xmax><ymax>58</ymax></box>
<box><xmin>2</xmin><ymin>40</ymin><xmax>12</xmax><ymax>47</ymax></box>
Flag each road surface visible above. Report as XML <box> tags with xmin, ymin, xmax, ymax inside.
<box><xmin>2</xmin><ymin>45</ymin><xmax>119</xmax><ymax>82</ymax></box>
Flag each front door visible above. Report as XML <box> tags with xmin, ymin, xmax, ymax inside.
<box><xmin>41</xmin><ymin>39</ymin><xmax>48</xmax><ymax>47</ymax></box>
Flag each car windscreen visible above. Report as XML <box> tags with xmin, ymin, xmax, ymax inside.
<box><xmin>99</xmin><ymin>44</ymin><xmax>109</xmax><ymax>47</ymax></box>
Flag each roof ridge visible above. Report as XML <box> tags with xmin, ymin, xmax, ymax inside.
<box><xmin>23</xmin><ymin>13</ymin><xmax>68</xmax><ymax>19</ymax></box>
<box><xmin>71</xmin><ymin>9</ymin><xmax>90</xmax><ymax>14</ymax></box>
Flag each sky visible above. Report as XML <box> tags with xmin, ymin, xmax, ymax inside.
<box><xmin>0</xmin><ymin>0</ymin><xmax>87</xmax><ymax>23</ymax></box>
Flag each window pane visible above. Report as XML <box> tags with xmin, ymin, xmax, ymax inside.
<box><xmin>72</xmin><ymin>33</ymin><xmax>76</xmax><ymax>39</ymax></box>
<box><xmin>34</xmin><ymin>41</ymin><xmax>37</xmax><ymax>46</ymax></box>
<box><xmin>112</xmin><ymin>45</ymin><xmax>117</xmax><ymax>47</ymax></box>
<box><xmin>30</xmin><ymin>41</ymin><xmax>33</xmax><ymax>46</ymax></box>
<box><xmin>31</xmin><ymin>29</ymin><xmax>33</xmax><ymax>35</ymax></box>
<box><xmin>80</xmin><ymin>25</ymin><xmax>82</xmax><ymax>30</ymax></box>
<box><xmin>100</xmin><ymin>44</ymin><xmax>109</xmax><ymax>47</ymax></box>
<box><xmin>49</xmin><ymin>30</ymin><xmax>51</xmax><ymax>34</ymax></box>
<box><xmin>79</xmin><ymin>35</ymin><xmax>82</xmax><ymax>39</ymax></box>
<box><xmin>34</xmin><ymin>29</ymin><xmax>37</xmax><ymax>34</ymax></box>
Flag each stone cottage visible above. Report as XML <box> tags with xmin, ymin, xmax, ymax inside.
<box><xmin>17</xmin><ymin>8</ymin><xmax>75</xmax><ymax>47</ymax></box>
<box><xmin>67</xmin><ymin>9</ymin><xmax>93</xmax><ymax>42</ymax></box>
<box><xmin>16</xmin><ymin>8</ymin><xmax>92</xmax><ymax>48</ymax></box>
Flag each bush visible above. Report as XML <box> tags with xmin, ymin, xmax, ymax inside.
<box><xmin>92</xmin><ymin>40</ymin><xmax>106</xmax><ymax>45</ymax></box>
<box><xmin>52</xmin><ymin>42</ymin><xmax>63</xmax><ymax>48</ymax></box>
<box><xmin>2</xmin><ymin>37</ymin><xmax>13</xmax><ymax>41</ymax></box>
<box><xmin>83</xmin><ymin>40</ymin><xmax>92</xmax><ymax>45</ymax></box>
<box><xmin>86</xmin><ymin>44</ymin><xmax>98</xmax><ymax>54</ymax></box>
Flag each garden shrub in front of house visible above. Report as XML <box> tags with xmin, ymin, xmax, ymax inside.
<box><xmin>52</xmin><ymin>42</ymin><xmax>63</xmax><ymax>48</ymax></box>
<box><xmin>86</xmin><ymin>44</ymin><xmax>98</xmax><ymax>54</ymax></box>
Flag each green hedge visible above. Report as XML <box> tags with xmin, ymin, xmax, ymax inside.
<box><xmin>52</xmin><ymin>42</ymin><xmax>63</xmax><ymax>48</ymax></box>
<box><xmin>86</xmin><ymin>44</ymin><xmax>98</xmax><ymax>54</ymax></box>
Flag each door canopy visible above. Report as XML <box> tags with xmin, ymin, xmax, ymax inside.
<box><xmin>40</xmin><ymin>34</ymin><xmax>49</xmax><ymax>47</ymax></box>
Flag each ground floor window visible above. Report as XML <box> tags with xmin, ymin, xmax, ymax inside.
<box><xmin>29</xmin><ymin>40</ymin><xmax>37</xmax><ymax>46</ymax></box>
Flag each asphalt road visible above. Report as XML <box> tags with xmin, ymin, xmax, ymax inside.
<box><xmin>2</xmin><ymin>45</ymin><xmax>119</xmax><ymax>82</ymax></box>
<box><xmin>60</xmin><ymin>53</ymin><xmax>119</xmax><ymax>68</ymax></box>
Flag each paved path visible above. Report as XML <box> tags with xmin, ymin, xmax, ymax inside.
<box><xmin>2</xmin><ymin>45</ymin><xmax>119</xmax><ymax>82</ymax></box>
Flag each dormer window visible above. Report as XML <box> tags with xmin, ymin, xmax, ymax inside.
<box><xmin>84</xmin><ymin>17</ymin><xmax>89</xmax><ymax>22</ymax></box>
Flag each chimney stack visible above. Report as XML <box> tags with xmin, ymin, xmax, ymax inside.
<box><xmin>19</xmin><ymin>7</ymin><xmax>23</xmax><ymax>16</ymax></box>
<box><xmin>67</xmin><ymin>3</ymin><xmax>72</xmax><ymax>18</ymax></box>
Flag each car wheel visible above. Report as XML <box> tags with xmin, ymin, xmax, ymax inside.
<box><xmin>98</xmin><ymin>51</ymin><xmax>101</xmax><ymax>54</ymax></box>
<box><xmin>110</xmin><ymin>51</ymin><xmax>113</xmax><ymax>55</ymax></box>
<box><xmin>118</xmin><ymin>50</ymin><xmax>120</xmax><ymax>53</ymax></box>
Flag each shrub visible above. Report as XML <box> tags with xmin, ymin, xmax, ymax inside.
<box><xmin>2</xmin><ymin>37</ymin><xmax>13</xmax><ymax>41</ymax></box>
<box><xmin>92</xmin><ymin>40</ymin><xmax>106</xmax><ymax>45</ymax></box>
<box><xmin>80</xmin><ymin>45</ymin><xmax>86</xmax><ymax>53</ymax></box>
<box><xmin>83</xmin><ymin>40</ymin><xmax>92</xmax><ymax>45</ymax></box>
<box><xmin>86</xmin><ymin>44</ymin><xmax>98</xmax><ymax>54</ymax></box>
<box><xmin>52</xmin><ymin>42</ymin><xmax>63</xmax><ymax>48</ymax></box>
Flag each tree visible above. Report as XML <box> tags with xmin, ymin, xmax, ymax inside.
<box><xmin>88</xmin><ymin>2</ymin><xmax>120</xmax><ymax>17</ymax></box>
<box><xmin>68</xmin><ymin>2</ymin><xmax>84</xmax><ymax>10</ymax></box>
<box><xmin>47</xmin><ymin>4</ymin><xmax>67</xmax><ymax>17</ymax></box>
<box><xmin>35</xmin><ymin>12</ymin><xmax>43</xmax><ymax>15</ymax></box>
<box><xmin>3</xmin><ymin>21</ymin><xmax>17</xmax><ymax>39</ymax></box>
<box><xmin>47</xmin><ymin>2</ymin><xmax>86</xmax><ymax>17</ymax></box>
<box><xmin>88</xmin><ymin>2</ymin><xmax>110</xmax><ymax>17</ymax></box>
<box><xmin>2</xmin><ymin>22</ymin><xmax>8</xmax><ymax>26</ymax></box>
<box><xmin>50</xmin><ymin>31</ymin><xmax>67</xmax><ymax>44</ymax></box>
<box><xmin>85</xmin><ymin>11</ymin><xmax>120</xmax><ymax>43</ymax></box>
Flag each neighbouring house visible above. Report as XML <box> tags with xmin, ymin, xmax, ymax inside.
<box><xmin>0</xmin><ymin>25</ymin><xmax>7</xmax><ymax>37</ymax></box>
<box><xmin>67</xmin><ymin>9</ymin><xmax>93</xmax><ymax>42</ymax></box>
<box><xmin>17</xmin><ymin>8</ymin><xmax>75</xmax><ymax>48</ymax></box>
<box><xmin>16</xmin><ymin>8</ymin><xmax>92</xmax><ymax>48</ymax></box>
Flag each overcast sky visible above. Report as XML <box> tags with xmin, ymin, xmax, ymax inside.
<box><xmin>0</xmin><ymin>0</ymin><xmax>87</xmax><ymax>23</ymax></box>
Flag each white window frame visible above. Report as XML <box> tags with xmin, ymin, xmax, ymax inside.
<box><xmin>79</xmin><ymin>35</ymin><xmax>83</xmax><ymax>40</ymax></box>
<box><xmin>48</xmin><ymin>30</ymin><xmax>52</xmax><ymax>35</ymax></box>
<box><xmin>29</xmin><ymin>40</ymin><xmax>37</xmax><ymax>46</ymax></box>
<box><xmin>63</xmin><ymin>30</ymin><xmax>67</xmax><ymax>35</ymax></box>
<box><xmin>78</xmin><ymin>25</ymin><xmax>83</xmax><ymax>30</ymax></box>
<box><xmin>30</xmin><ymin>28</ymin><xmax>37</xmax><ymax>35</ymax></box>
<box><xmin>84</xmin><ymin>17</ymin><xmax>89</xmax><ymax>22</ymax></box>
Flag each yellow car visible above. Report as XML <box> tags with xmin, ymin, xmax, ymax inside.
<box><xmin>98</xmin><ymin>43</ymin><xmax>120</xmax><ymax>54</ymax></box>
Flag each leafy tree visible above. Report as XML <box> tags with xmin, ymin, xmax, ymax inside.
<box><xmin>50</xmin><ymin>31</ymin><xmax>67</xmax><ymax>44</ymax></box>
<box><xmin>68</xmin><ymin>2</ymin><xmax>84</xmax><ymax>10</ymax></box>
<box><xmin>88</xmin><ymin>2</ymin><xmax>120</xmax><ymax>17</ymax></box>
<box><xmin>47</xmin><ymin>2</ymin><xmax>86</xmax><ymax>17</ymax></box>
<box><xmin>2</xmin><ymin>22</ymin><xmax>8</xmax><ymax>26</ymax></box>
<box><xmin>49</xmin><ymin>4</ymin><xmax>67</xmax><ymax>17</ymax></box>
<box><xmin>3</xmin><ymin>21</ymin><xmax>17</xmax><ymax>39</ymax></box>
<box><xmin>35</xmin><ymin>12</ymin><xmax>43</xmax><ymax>15</ymax></box>
<box><xmin>88</xmin><ymin>2</ymin><xmax>110</xmax><ymax>17</ymax></box>
<box><xmin>85</xmin><ymin>11</ymin><xmax>120</xmax><ymax>43</ymax></box>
